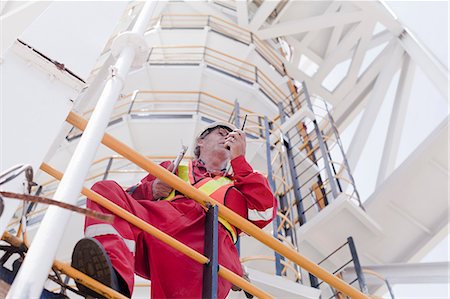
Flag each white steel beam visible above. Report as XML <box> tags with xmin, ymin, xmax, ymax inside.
<box><xmin>332</xmin><ymin>39</ymin><xmax>398</xmax><ymax>127</ymax></box>
<box><xmin>353</xmin><ymin>1</ymin><xmax>403</xmax><ymax>35</ymax></box>
<box><xmin>336</xmin><ymin>37</ymin><xmax>397</xmax><ymax>104</ymax></box>
<box><xmin>388</xmin><ymin>201</ymin><xmax>432</xmax><ymax>235</ymax></box>
<box><xmin>283</xmin><ymin>61</ymin><xmax>335</xmax><ymax>102</ymax></box>
<box><xmin>297</xmin><ymin>1</ymin><xmax>342</xmax><ymax>50</ymax></box>
<box><xmin>0</xmin><ymin>0</ymin><xmax>8</xmax><ymax>14</ymax></box>
<box><xmin>376</xmin><ymin>54</ymin><xmax>415</xmax><ymax>185</ymax></box>
<box><xmin>332</xmin><ymin>19</ymin><xmax>376</xmax><ymax>100</ymax></box>
<box><xmin>344</xmin><ymin>262</ymin><xmax>450</xmax><ymax>285</ymax></box>
<box><xmin>235</xmin><ymin>0</ymin><xmax>249</xmax><ymax>27</ymax></box>
<box><xmin>398</xmin><ymin>29</ymin><xmax>448</xmax><ymax>100</ymax></box>
<box><xmin>342</xmin><ymin>20</ymin><xmax>376</xmax><ymax>90</ymax></box>
<box><xmin>286</xmin><ymin>36</ymin><xmax>323</xmax><ymax>66</ymax></box>
<box><xmin>314</xmin><ymin>21</ymin><xmax>367</xmax><ymax>82</ymax></box>
<box><xmin>325</xmin><ymin>29</ymin><xmax>392</xmax><ymax>74</ymax></box>
<box><xmin>249</xmin><ymin>0</ymin><xmax>280</xmax><ymax>31</ymax></box>
<box><xmin>269</xmin><ymin>1</ymin><xmax>292</xmax><ymax>25</ymax></box>
<box><xmin>355</xmin><ymin>1</ymin><xmax>448</xmax><ymax>99</ymax></box>
<box><xmin>335</xmin><ymin>80</ymin><xmax>375</xmax><ymax>133</ymax></box>
<box><xmin>6</xmin><ymin>2</ymin><xmax>157</xmax><ymax>298</ymax></box>
<box><xmin>364</xmin><ymin>30</ymin><xmax>393</xmax><ymax>52</ymax></box>
<box><xmin>346</xmin><ymin>42</ymin><xmax>404</xmax><ymax>172</ymax></box>
<box><xmin>326</xmin><ymin>21</ymin><xmax>344</xmax><ymax>57</ymax></box>
<box><xmin>257</xmin><ymin>11</ymin><xmax>366</xmax><ymax>40</ymax></box>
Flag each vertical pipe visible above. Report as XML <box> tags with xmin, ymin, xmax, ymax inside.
<box><xmin>302</xmin><ymin>82</ymin><xmax>339</xmax><ymax>199</ymax></box>
<box><xmin>202</xmin><ymin>205</ymin><xmax>219</xmax><ymax>299</ymax></box>
<box><xmin>234</xmin><ymin>100</ymin><xmax>240</xmax><ymax>128</ymax></box>
<box><xmin>234</xmin><ymin>100</ymin><xmax>241</xmax><ymax>254</ymax></box>
<box><xmin>385</xmin><ymin>279</ymin><xmax>395</xmax><ymax>299</ymax></box>
<box><xmin>7</xmin><ymin>2</ymin><xmax>157</xmax><ymax>298</ymax></box>
<box><xmin>348</xmin><ymin>237</ymin><xmax>368</xmax><ymax>294</ymax></box>
<box><xmin>275</xmin><ymin>140</ymin><xmax>292</xmax><ymax>277</ymax></box>
<box><xmin>102</xmin><ymin>157</ymin><xmax>114</xmax><ymax>180</ymax></box>
<box><xmin>277</xmin><ymin>104</ymin><xmax>303</xmax><ymax>282</ymax></box>
<box><xmin>278</xmin><ymin>106</ymin><xmax>306</xmax><ymax>283</ymax></box>
<box><xmin>264</xmin><ymin>116</ymin><xmax>282</xmax><ymax>276</ymax></box>
<box><xmin>322</xmin><ymin>135</ymin><xmax>343</xmax><ymax>193</ymax></box>
<box><xmin>257</xmin><ymin>116</ymin><xmax>263</xmax><ymax>139</ymax></box>
<box><xmin>325</xmin><ymin>103</ymin><xmax>363</xmax><ymax>210</ymax></box>
<box><xmin>127</xmin><ymin>90</ymin><xmax>139</xmax><ymax>114</ymax></box>
<box><xmin>278</xmin><ymin>103</ymin><xmax>306</xmax><ymax>226</ymax></box>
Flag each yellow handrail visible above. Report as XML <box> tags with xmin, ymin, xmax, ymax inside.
<box><xmin>85</xmin><ymin>90</ymin><xmax>260</xmax><ymax>123</ymax></box>
<box><xmin>65</xmin><ymin>111</ymin><xmax>369</xmax><ymax>299</ymax></box>
<box><xmin>40</xmin><ymin>163</ymin><xmax>273</xmax><ymax>299</ymax></box>
<box><xmin>96</xmin><ymin>13</ymin><xmax>284</xmax><ymax>77</ymax></box>
<box><xmin>147</xmin><ymin>46</ymin><xmax>290</xmax><ymax>102</ymax></box>
<box><xmin>40</xmin><ymin>155</ymin><xmax>193</xmax><ymax>188</ymax></box>
<box><xmin>76</xmin><ymin>90</ymin><xmax>263</xmax><ymax>138</ymax></box>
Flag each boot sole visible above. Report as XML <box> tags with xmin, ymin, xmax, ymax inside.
<box><xmin>71</xmin><ymin>238</ymin><xmax>114</xmax><ymax>298</ymax></box>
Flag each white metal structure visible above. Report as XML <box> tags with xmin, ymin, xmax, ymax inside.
<box><xmin>5</xmin><ymin>2</ymin><xmax>157</xmax><ymax>298</ymax></box>
<box><xmin>0</xmin><ymin>1</ymin><xmax>448</xmax><ymax>298</ymax></box>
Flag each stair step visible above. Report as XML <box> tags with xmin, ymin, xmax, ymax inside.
<box><xmin>227</xmin><ymin>267</ymin><xmax>321</xmax><ymax>299</ymax></box>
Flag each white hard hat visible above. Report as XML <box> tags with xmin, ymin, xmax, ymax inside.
<box><xmin>193</xmin><ymin>121</ymin><xmax>237</xmax><ymax>158</ymax></box>
<box><xmin>196</xmin><ymin>121</ymin><xmax>237</xmax><ymax>140</ymax></box>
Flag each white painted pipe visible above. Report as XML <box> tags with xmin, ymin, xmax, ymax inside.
<box><xmin>7</xmin><ymin>2</ymin><xmax>157</xmax><ymax>298</ymax></box>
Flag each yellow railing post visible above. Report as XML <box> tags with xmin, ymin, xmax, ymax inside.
<box><xmin>65</xmin><ymin>111</ymin><xmax>369</xmax><ymax>299</ymax></box>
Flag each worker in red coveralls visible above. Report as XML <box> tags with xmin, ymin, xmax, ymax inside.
<box><xmin>71</xmin><ymin>122</ymin><xmax>277</xmax><ymax>298</ymax></box>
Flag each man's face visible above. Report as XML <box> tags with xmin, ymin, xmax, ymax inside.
<box><xmin>198</xmin><ymin>127</ymin><xmax>231</xmax><ymax>160</ymax></box>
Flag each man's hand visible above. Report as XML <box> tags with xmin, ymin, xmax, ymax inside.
<box><xmin>224</xmin><ymin>129</ymin><xmax>246</xmax><ymax>159</ymax></box>
<box><xmin>152</xmin><ymin>163</ymin><xmax>174</xmax><ymax>200</ymax></box>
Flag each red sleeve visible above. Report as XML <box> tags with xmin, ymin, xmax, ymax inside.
<box><xmin>227</xmin><ymin>155</ymin><xmax>277</xmax><ymax>229</ymax></box>
<box><xmin>126</xmin><ymin>160</ymin><xmax>172</xmax><ymax>201</ymax></box>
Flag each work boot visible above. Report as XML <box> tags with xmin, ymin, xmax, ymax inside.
<box><xmin>71</xmin><ymin>238</ymin><xmax>125</xmax><ymax>298</ymax></box>
<box><xmin>231</xmin><ymin>269</ymin><xmax>254</xmax><ymax>298</ymax></box>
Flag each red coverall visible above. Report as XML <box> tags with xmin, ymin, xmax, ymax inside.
<box><xmin>85</xmin><ymin>155</ymin><xmax>276</xmax><ymax>298</ymax></box>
